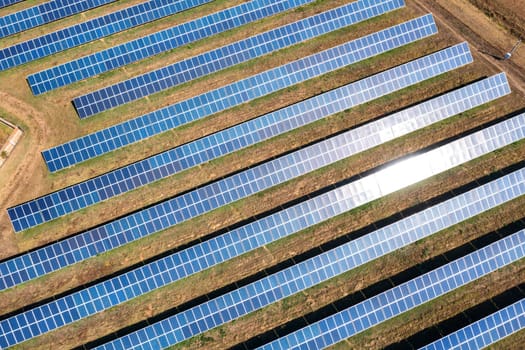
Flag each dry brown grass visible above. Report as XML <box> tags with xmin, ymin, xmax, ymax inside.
<box><xmin>0</xmin><ymin>120</ymin><xmax>12</xmax><ymax>146</ymax></box>
<box><xmin>468</xmin><ymin>0</ymin><xmax>525</xmax><ymax>39</ymax></box>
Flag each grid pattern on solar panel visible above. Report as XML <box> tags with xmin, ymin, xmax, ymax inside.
<box><xmin>43</xmin><ymin>12</ymin><xmax>432</xmax><ymax>173</ymax></box>
<box><xmin>2</xmin><ymin>156</ymin><xmax>523</xmax><ymax>347</ymax></box>
<box><xmin>33</xmin><ymin>63</ymin><xmax>508</xmax><ymax>230</ymax></box>
<box><xmin>43</xmin><ymin>12</ymin><xmax>422</xmax><ymax>176</ymax></box>
<box><xmin>0</xmin><ymin>75</ymin><xmax>513</xmax><ymax>297</ymax></box>
<box><xmin>4</xmin><ymin>44</ymin><xmax>472</xmax><ymax>244</ymax></box>
<box><xmin>72</xmin><ymin>0</ymin><xmax>405</xmax><ymax>118</ymax></box>
<box><xmin>420</xmin><ymin>299</ymin><xmax>525</xmax><ymax>350</ymax></box>
<box><xmin>0</xmin><ymin>0</ymin><xmax>212</xmax><ymax>71</ymax></box>
<box><xmin>94</xmin><ymin>230</ymin><xmax>525</xmax><ymax>349</ymax></box>
<box><xmin>257</xmin><ymin>230</ymin><xmax>525</xmax><ymax>350</ymax></box>
<box><xmin>28</xmin><ymin>0</ymin><xmax>318</xmax><ymax>95</ymax></box>
<box><xmin>0</xmin><ymin>0</ymin><xmax>116</xmax><ymax>39</ymax></box>
<box><xmin>2</xmin><ymin>46</ymin><xmax>474</xmax><ymax>290</ymax></box>
<box><xmin>3</xmin><ymin>105</ymin><xmax>523</xmax><ymax>314</ymax></box>
<box><xmin>0</xmin><ymin>0</ymin><xmax>22</xmax><ymax>9</ymax></box>
<box><xmin>11</xmin><ymin>42</ymin><xmax>468</xmax><ymax>235</ymax></box>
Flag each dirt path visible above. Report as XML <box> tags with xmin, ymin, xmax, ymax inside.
<box><xmin>413</xmin><ymin>0</ymin><xmax>525</xmax><ymax>97</ymax></box>
<box><xmin>0</xmin><ymin>92</ymin><xmax>50</xmax><ymax>258</ymax></box>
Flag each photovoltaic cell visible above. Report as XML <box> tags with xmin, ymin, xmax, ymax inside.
<box><xmin>44</xmin><ymin>11</ymin><xmax>433</xmax><ymax>172</ymax></box>
<box><xmin>0</xmin><ymin>0</ymin><xmax>212</xmax><ymax>71</ymax></box>
<box><xmin>28</xmin><ymin>0</ymin><xmax>317</xmax><ymax>95</ymax></box>
<box><xmin>419</xmin><ymin>299</ymin><xmax>525</xmax><ymax>350</ymax></box>
<box><xmin>257</xmin><ymin>230</ymin><xmax>525</xmax><ymax>350</ymax></box>
<box><xmin>0</xmin><ymin>0</ymin><xmax>22</xmax><ymax>9</ymax></box>
<box><xmin>11</xmin><ymin>41</ymin><xmax>469</xmax><ymax>232</ymax></box>
<box><xmin>2</xmin><ymin>156</ymin><xmax>523</xmax><ymax>347</ymax></box>
<box><xmin>72</xmin><ymin>0</ymin><xmax>406</xmax><ymax>118</ymax></box>
<box><xmin>0</xmin><ymin>0</ymin><xmax>116</xmax><ymax>39</ymax></box>
<box><xmin>2</xmin><ymin>45</ymin><xmax>475</xmax><ymax>288</ymax></box>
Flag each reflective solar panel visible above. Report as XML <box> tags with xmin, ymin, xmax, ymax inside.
<box><xmin>28</xmin><ymin>0</ymin><xmax>317</xmax><ymax>95</ymax></box>
<box><xmin>2</xmin><ymin>157</ymin><xmax>523</xmax><ymax>347</ymax></box>
<box><xmin>72</xmin><ymin>0</ymin><xmax>406</xmax><ymax>118</ymax></box>
<box><xmin>3</xmin><ymin>96</ymin><xmax>524</xmax><ymax>304</ymax></box>
<box><xmin>419</xmin><ymin>298</ymin><xmax>525</xmax><ymax>350</ymax></box>
<box><xmin>11</xmin><ymin>42</ymin><xmax>470</xmax><ymax>232</ymax></box>
<box><xmin>0</xmin><ymin>0</ymin><xmax>116</xmax><ymax>39</ymax></box>
<box><xmin>0</xmin><ymin>0</ymin><xmax>212</xmax><ymax>71</ymax></box>
<box><xmin>2</xmin><ymin>45</ymin><xmax>476</xmax><ymax>289</ymax></box>
<box><xmin>257</xmin><ymin>230</ymin><xmax>525</xmax><ymax>350</ymax></box>
<box><xmin>43</xmin><ymin>12</ymin><xmax>435</xmax><ymax>172</ymax></box>
<box><xmin>0</xmin><ymin>0</ymin><xmax>22</xmax><ymax>9</ymax></box>
<box><xmin>31</xmin><ymin>71</ymin><xmax>508</xmax><ymax>235</ymax></box>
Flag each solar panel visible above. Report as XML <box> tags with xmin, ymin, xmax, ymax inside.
<box><xmin>72</xmin><ymin>0</ymin><xmax>406</xmax><ymax>118</ymax></box>
<box><xmin>0</xmin><ymin>0</ymin><xmax>212</xmax><ymax>71</ymax></box>
<box><xmin>2</xmin><ymin>45</ymin><xmax>476</xmax><ymax>289</ymax></box>
<box><xmin>31</xmin><ymin>69</ymin><xmax>509</xmax><ymax>236</ymax></box>
<box><xmin>2</xmin><ymin>156</ymin><xmax>523</xmax><ymax>348</ymax></box>
<box><xmin>257</xmin><ymin>230</ymin><xmax>525</xmax><ymax>350</ymax></box>
<box><xmin>43</xmin><ymin>12</ymin><xmax>435</xmax><ymax>172</ymax></box>
<box><xmin>0</xmin><ymin>0</ymin><xmax>116</xmax><ymax>39</ymax></box>
<box><xmin>28</xmin><ymin>0</ymin><xmax>317</xmax><ymax>95</ymax></box>
<box><xmin>0</xmin><ymin>0</ymin><xmax>22</xmax><ymax>10</ymax></box>
<box><xmin>419</xmin><ymin>298</ymin><xmax>525</xmax><ymax>350</ymax></box>
<box><xmin>3</xmin><ymin>96</ymin><xmax>524</xmax><ymax>305</ymax></box>
<box><xmin>11</xmin><ymin>42</ymin><xmax>469</xmax><ymax>232</ymax></box>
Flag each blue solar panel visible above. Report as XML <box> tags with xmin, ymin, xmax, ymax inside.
<box><xmin>3</xmin><ymin>94</ymin><xmax>524</xmax><ymax>305</ymax></box>
<box><xmin>72</xmin><ymin>0</ymin><xmax>406</xmax><ymax>118</ymax></box>
<box><xmin>0</xmin><ymin>0</ymin><xmax>22</xmax><ymax>10</ymax></box>
<box><xmin>420</xmin><ymin>298</ymin><xmax>525</xmax><ymax>350</ymax></box>
<box><xmin>0</xmin><ymin>0</ymin><xmax>212</xmax><ymax>71</ymax></box>
<box><xmin>12</xmin><ymin>42</ymin><xmax>470</xmax><ymax>232</ymax></box>
<box><xmin>0</xmin><ymin>0</ymin><xmax>116</xmax><ymax>39</ymax></box>
<box><xmin>44</xmin><ymin>11</ymin><xmax>434</xmax><ymax>172</ymax></box>
<box><xmin>2</xmin><ymin>155</ymin><xmax>523</xmax><ymax>347</ymax></box>
<box><xmin>2</xmin><ymin>45</ymin><xmax>478</xmax><ymax>292</ymax></box>
<box><xmin>28</xmin><ymin>0</ymin><xmax>317</xmax><ymax>95</ymax></box>
<box><xmin>257</xmin><ymin>230</ymin><xmax>525</xmax><ymax>350</ymax></box>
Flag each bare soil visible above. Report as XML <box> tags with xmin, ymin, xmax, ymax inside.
<box><xmin>468</xmin><ymin>0</ymin><xmax>525</xmax><ymax>39</ymax></box>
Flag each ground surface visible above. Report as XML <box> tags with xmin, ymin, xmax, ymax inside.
<box><xmin>0</xmin><ymin>0</ymin><xmax>524</xmax><ymax>349</ymax></box>
<box><xmin>0</xmin><ymin>121</ymin><xmax>12</xmax><ymax>147</ymax></box>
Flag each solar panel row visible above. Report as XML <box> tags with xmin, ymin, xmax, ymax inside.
<box><xmin>33</xmin><ymin>63</ymin><xmax>507</xmax><ymax>232</ymax></box>
<box><xmin>0</xmin><ymin>73</ymin><xmax>510</xmax><ymax>295</ymax></box>
<box><xmin>72</xmin><ymin>0</ymin><xmax>405</xmax><ymax>118</ymax></box>
<box><xmin>2</xmin><ymin>46</ymin><xmax>474</xmax><ymax>293</ymax></box>
<box><xmin>0</xmin><ymin>0</ymin><xmax>22</xmax><ymax>10</ymax></box>
<box><xmin>0</xmin><ymin>0</ymin><xmax>212</xmax><ymax>71</ymax></box>
<box><xmin>28</xmin><ymin>0</ymin><xmax>317</xmax><ymax>95</ymax></box>
<box><xmin>257</xmin><ymin>230</ymin><xmax>525</xmax><ymax>350</ymax></box>
<box><xmin>2</xmin><ymin>149</ymin><xmax>523</xmax><ymax>347</ymax></box>
<box><xmin>420</xmin><ymin>298</ymin><xmax>525</xmax><ymax>350</ymax></box>
<box><xmin>43</xmin><ymin>11</ymin><xmax>430</xmax><ymax>172</ymax></box>
<box><xmin>0</xmin><ymin>0</ymin><xmax>116</xmax><ymax>39</ymax></box>
<box><xmin>8</xmin><ymin>39</ymin><xmax>462</xmax><ymax>235</ymax></box>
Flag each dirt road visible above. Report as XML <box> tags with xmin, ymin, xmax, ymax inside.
<box><xmin>414</xmin><ymin>0</ymin><xmax>525</xmax><ymax>97</ymax></box>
